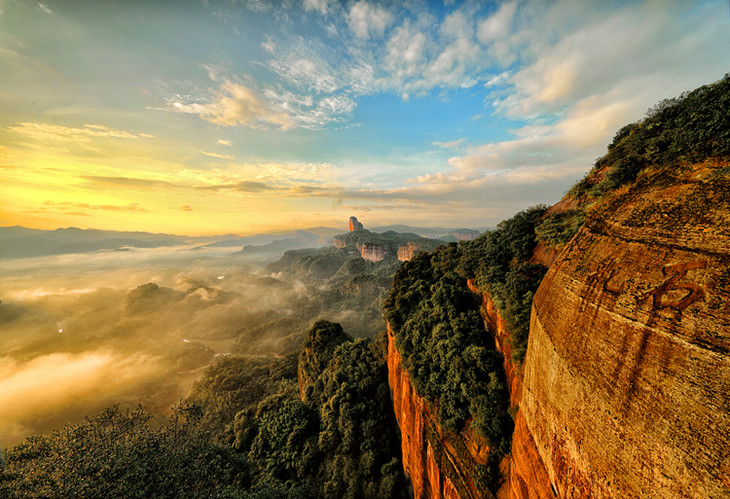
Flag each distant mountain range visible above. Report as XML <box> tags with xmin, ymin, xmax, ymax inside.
<box><xmin>0</xmin><ymin>224</ymin><xmax>485</xmax><ymax>259</ymax></box>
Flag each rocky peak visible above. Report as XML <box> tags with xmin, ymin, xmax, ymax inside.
<box><xmin>349</xmin><ymin>216</ymin><xmax>364</xmax><ymax>231</ymax></box>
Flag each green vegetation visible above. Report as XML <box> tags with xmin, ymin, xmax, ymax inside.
<box><xmin>208</xmin><ymin>321</ymin><xmax>407</xmax><ymax>498</ymax></box>
<box><xmin>2</xmin><ymin>321</ymin><xmax>405</xmax><ymax>498</ymax></box>
<box><xmin>459</xmin><ymin>206</ymin><xmax>548</xmax><ymax>362</ymax></box>
<box><xmin>534</xmin><ymin>208</ymin><xmax>585</xmax><ymax>249</ymax></box>
<box><xmin>384</xmin><ymin>245</ymin><xmax>515</xmax><ymax>491</ymax></box>
<box><xmin>0</xmin><ymin>403</ymin><xmax>248</xmax><ymax>499</ymax></box>
<box><xmin>383</xmin><ymin>207</ymin><xmax>549</xmax><ymax>490</ymax></box>
<box><xmin>571</xmin><ymin>74</ymin><xmax>730</xmax><ymax>198</ymax></box>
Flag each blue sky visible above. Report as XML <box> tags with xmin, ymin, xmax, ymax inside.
<box><xmin>0</xmin><ymin>0</ymin><xmax>727</xmax><ymax>234</ymax></box>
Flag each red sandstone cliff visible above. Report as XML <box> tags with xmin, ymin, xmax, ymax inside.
<box><xmin>388</xmin><ymin>326</ymin><xmax>488</xmax><ymax>499</ymax></box>
<box><xmin>358</xmin><ymin>243</ymin><xmax>386</xmax><ymax>262</ymax></box>
<box><xmin>522</xmin><ymin>161</ymin><xmax>730</xmax><ymax>498</ymax></box>
<box><xmin>388</xmin><ymin>161</ymin><xmax>730</xmax><ymax>498</ymax></box>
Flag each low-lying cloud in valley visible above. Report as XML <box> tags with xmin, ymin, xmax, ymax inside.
<box><xmin>0</xmin><ymin>245</ymin><xmax>330</xmax><ymax>447</ymax></box>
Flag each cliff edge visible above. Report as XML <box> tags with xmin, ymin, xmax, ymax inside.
<box><xmin>523</xmin><ymin>160</ymin><xmax>730</xmax><ymax>497</ymax></box>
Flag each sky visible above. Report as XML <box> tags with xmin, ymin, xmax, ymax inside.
<box><xmin>0</xmin><ymin>0</ymin><xmax>727</xmax><ymax>235</ymax></box>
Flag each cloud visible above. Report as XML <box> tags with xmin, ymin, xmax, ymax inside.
<box><xmin>208</xmin><ymin>82</ymin><xmax>293</xmax><ymax>129</ymax></box>
<box><xmin>201</xmin><ymin>151</ymin><xmax>236</xmax><ymax>160</ymax></box>
<box><xmin>0</xmin><ymin>351</ymin><xmax>161</xmax><ymax>442</ymax></box>
<box><xmin>303</xmin><ymin>0</ymin><xmax>330</xmax><ymax>16</ymax></box>
<box><xmin>433</xmin><ymin>139</ymin><xmax>464</xmax><ymax>149</ymax></box>
<box><xmin>164</xmin><ymin>82</ymin><xmax>293</xmax><ymax>130</ymax></box>
<box><xmin>43</xmin><ymin>201</ymin><xmax>149</xmax><ymax>213</ymax></box>
<box><xmin>200</xmin><ymin>180</ymin><xmax>273</xmax><ymax>193</ymax></box>
<box><xmin>477</xmin><ymin>2</ymin><xmax>516</xmax><ymax>43</ymax></box>
<box><xmin>81</xmin><ymin>175</ymin><xmax>177</xmax><ymax>190</ymax></box>
<box><xmin>36</xmin><ymin>2</ymin><xmax>53</xmax><ymax>15</ymax></box>
<box><xmin>178</xmin><ymin>205</ymin><xmax>194</xmax><ymax>211</ymax></box>
<box><xmin>348</xmin><ymin>1</ymin><xmax>393</xmax><ymax>39</ymax></box>
<box><xmin>269</xmin><ymin>55</ymin><xmax>341</xmax><ymax>93</ymax></box>
<box><xmin>8</xmin><ymin>123</ymin><xmax>142</xmax><ymax>143</ymax></box>
<box><xmin>217</xmin><ymin>139</ymin><xmax>232</xmax><ymax>146</ymax></box>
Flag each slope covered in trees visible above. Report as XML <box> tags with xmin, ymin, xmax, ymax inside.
<box><xmin>383</xmin><ymin>74</ymin><xmax>730</xmax><ymax>492</ymax></box>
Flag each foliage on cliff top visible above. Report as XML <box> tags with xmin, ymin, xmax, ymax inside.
<box><xmin>571</xmin><ymin>74</ymin><xmax>730</xmax><ymax>199</ymax></box>
<box><xmin>384</xmin><ymin>245</ymin><xmax>515</xmax><ymax>488</ymax></box>
<box><xmin>224</xmin><ymin>321</ymin><xmax>407</xmax><ymax>498</ymax></box>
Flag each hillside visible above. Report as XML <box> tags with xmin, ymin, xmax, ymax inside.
<box><xmin>384</xmin><ymin>75</ymin><xmax>730</xmax><ymax>497</ymax></box>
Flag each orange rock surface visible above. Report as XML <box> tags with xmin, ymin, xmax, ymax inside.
<box><xmin>389</xmin><ymin>162</ymin><xmax>730</xmax><ymax>498</ymax></box>
<box><xmin>523</xmin><ymin>162</ymin><xmax>730</xmax><ymax>497</ymax></box>
<box><xmin>388</xmin><ymin>327</ymin><xmax>488</xmax><ymax>498</ymax></box>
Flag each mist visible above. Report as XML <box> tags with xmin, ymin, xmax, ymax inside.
<box><xmin>0</xmin><ymin>244</ymin><xmax>320</xmax><ymax>447</ymax></box>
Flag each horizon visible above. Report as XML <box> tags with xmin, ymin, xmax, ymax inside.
<box><xmin>0</xmin><ymin>218</ymin><xmax>490</xmax><ymax>239</ymax></box>
<box><xmin>1</xmin><ymin>0</ymin><xmax>727</xmax><ymax>235</ymax></box>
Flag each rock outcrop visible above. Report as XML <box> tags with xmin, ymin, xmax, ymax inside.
<box><xmin>358</xmin><ymin>243</ymin><xmax>386</xmax><ymax>262</ymax></box>
<box><xmin>397</xmin><ymin>243</ymin><xmax>421</xmax><ymax>262</ymax></box>
<box><xmin>387</xmin><ymin>327</ymin><xmax>489</xmax><ymax>499</ymax></box>
<box><xmin>349</xmin><ymin>216</ymin><xmax>364</xmax><ymax>231</ymax></box>
<box><xmin>397</xmin><ymin>241</ymin><xmax>440</xmax><ymax>262</ymax></box>
<box><xmin>449</xmin><ymin>229</ymin><xmax>479</xmax><ymax>241</ymax></box>
<box><xmin>388</xmin><ymin>160</ymin><xmax>730</xmax><ymax>499</ymax></box>
<box><xmin>522</xmin><ymin>161</ymin><xmax>730</xmax><ymax>498</ymax></box>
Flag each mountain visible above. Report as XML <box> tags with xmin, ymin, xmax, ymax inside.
<box><xmin>384</xmin><ymin>75</ymin><xmax>730</xmax><ymax>498</ymax></box>
<box><xmin>2</xmin><ymin>76</ymin><xmax>728</xmax><ymax>498</ymax></box>
<box><xmin>371</xmin><ymin>224</ymin><xmax>487</xmax><ymax>239</ymax></box>
<box><xmin>0</xmin><ymin>225</ymin><xmax>343</xmax><ymax>259</ymax></box>
<box><xmin>0</xmin><ymin>226</ymin><xmax>229</xmax><ymax>258</ymax></box>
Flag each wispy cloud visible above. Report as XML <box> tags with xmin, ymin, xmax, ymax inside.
<box><xmin>81</xmin><ymin>175</ymin><xmax>177</xmax><ymax>190</ymax></box>
<box><xmin>163</xmin><ymin>82</ymin><xmax>293</xmax><ymax>130</ymax></box>
<box><xmin>200</xmin><ymin>180</ymin><xmax>273</xmax><ymax>193</ymax></box>
<box><xmin>433</xmin><ymin>139</ymin><xmax>464</xmax><ymax>149</ymax></box>
<box><xmin>8</xmin><ymin>123</ymin><xmax>145</xmax><ymax>143</ymax></box>
<box><xmin>42</xmin><ymin>201</ymin><xmax>149</xmax><ymax>213</ymax></box>
<box><xmin>201</xmin><ymin>151</ymin><xmax>236</xmax><ymax>160</ymax></box>
<box><xmin>36</xmin><ymin>3</ymin><xmax>52</xmax><ymax>15</ymax></box>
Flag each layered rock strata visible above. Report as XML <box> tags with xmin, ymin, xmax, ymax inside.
<box><xmin>523</xmin><ymin>162</ymin><xmax>730</xmax><ymax>498</ymax></box>
<box><xmin>388</xmin><ymin>327</ymin><xmax>491</xmax><ymax>499</ymax></box>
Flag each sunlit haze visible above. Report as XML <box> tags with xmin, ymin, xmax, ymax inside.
<box><xmin>1</xmin><ymin>0</ymin><xmax>727</xmax><ymax>235</ymax></box>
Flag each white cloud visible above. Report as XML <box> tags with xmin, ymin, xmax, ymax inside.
<box><xmin>201</xmin><ymin>151</ymin><xmax>236</xmax><ymax>160</ymax></box>
<box><xmin>217</xmin><ymin>139</ymin><xmax>232</xmax><ymax>146</ymax></box>
<box><xmin>433</xmin><ymin>139</ymin><xmax>464</xmax><ymax>149</ymax></box>
<box><xmin>303</xmin><ymin>0</ymin><xmax>330</xmax><ymax>16</ymax></box>
<box><xmin>385</xmin><ymin>24</ymin><xmax>427</xmax><ymax>80</ymax></box>
<box><xmin>37</xmin><ymin>2</ymin><xmax>52</xmax><ymax>15</ymax></box>
<box><xmin>348</xmin><ymin>1</ymin><xmax>393</xmax><ymax>39</ymax></box>
<box><xmin>164</xmin><ymin>82</ymin><xmax>293</xmax><ymax>130</ymax></box>
<box><xmin>477</xmin><ymin>2</ymin><xmax>516</xmax><ymax>43</ymax></box>
<box><xmin>261</xmin><ymin>37</ymin><xmax>275</xmax><ymax>54</ymax></box>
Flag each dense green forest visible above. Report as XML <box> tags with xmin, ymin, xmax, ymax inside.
<box><xmin>383</xmin><ymin>210</ymin><xmax>548</xmax><ymax>491</ymax></box>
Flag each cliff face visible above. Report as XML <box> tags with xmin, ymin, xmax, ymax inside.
<box><xmin>523</xmin><ymin>161</ymin><xmax>730</xmax><ymax>498</ymax></box>
<box><xmin>358</xmin><ymin>243</ymin><xmax>386</xmax><ymax>262</ymax></box>
<box><xmin>388</xmin><ymin>161</ymin><xmax>730</xmax><ymax>498</ymax></box>
<box><xmin>397</xmin><ymin>243</ymin><xmax>420</xmax><ymax>262</ymax></box>
<box><xmin>466</xmin><ymin>279</ymin><xmax>554</xmax><ymax>499</ymax></box>
<box><xmin>387</xmin><ymin>327</ymin><xmax>488</xmax><ymax>499</ymax></box>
